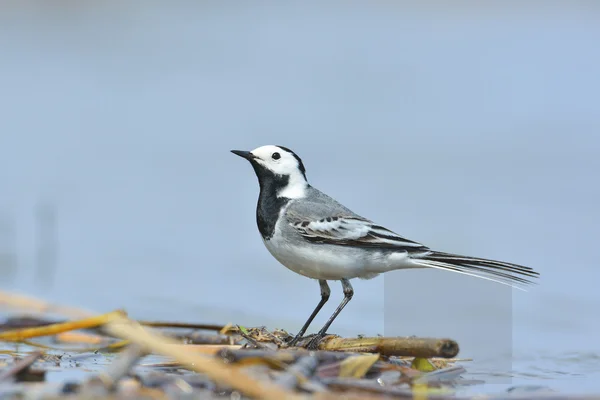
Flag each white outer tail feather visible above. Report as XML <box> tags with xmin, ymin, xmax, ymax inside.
<box><xmin>410</xmin><ymin>259</ymin><xmax>527</xmax><ymax>290</ymax></box>
<box><xmin>408</xmin><ymin>252</ymin><xmax>539</xmax><ymax>291</ymax></box>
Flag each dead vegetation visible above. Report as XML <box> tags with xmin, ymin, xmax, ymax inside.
<box><xmin>0</xmin><ymin>290</ymin><xmax>581</xmax><ymax>399</ymax></box>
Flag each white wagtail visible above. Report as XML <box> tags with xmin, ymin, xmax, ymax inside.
<box><xmin>231</xmin><ymin>145</ymin><xmax>539</xmax><ymax>349</ymax></box>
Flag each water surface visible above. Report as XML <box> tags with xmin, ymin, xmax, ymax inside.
<box><xmin>1</xmin><ymin>2</ymin><xmax>599</xmax><ymax>395</ymax></box>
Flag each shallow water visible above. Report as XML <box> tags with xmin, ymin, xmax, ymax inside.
<box><xmin>1</xmin><ymin>1</ymin><xmax>599</xmax><ymax>396</ymax></box>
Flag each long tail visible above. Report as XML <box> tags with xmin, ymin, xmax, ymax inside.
<box><xmin>409</xmin><ymin>250</ymin><xmax>539</xmax><ymax>290</ymax></box>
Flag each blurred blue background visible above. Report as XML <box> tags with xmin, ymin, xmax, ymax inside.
<box><xmin>0</xmin><ymin>1</ymin><xmax>599</xmax><ymax>395</ymax></box>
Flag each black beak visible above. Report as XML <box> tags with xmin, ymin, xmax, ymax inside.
<box><xmin>230</xmin><ymin>150</ymin><xmax>255</xmax><ymax>161</ymax></box>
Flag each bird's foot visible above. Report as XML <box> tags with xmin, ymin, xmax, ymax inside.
<box><xmin>286</xmin><ymin>334</ymin><xmax>302</xmax><ymax>347</ymax></box>
<box><xmin>305</xmin><ymin>334</ymin><xmax>323</xmax><ymax>351</ymax></box>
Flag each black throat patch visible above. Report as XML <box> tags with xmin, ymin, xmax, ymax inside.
<box><xmin>249</xmin><ymin>161</ymin><xmax>292</xmax><ymax>240</ymax></box>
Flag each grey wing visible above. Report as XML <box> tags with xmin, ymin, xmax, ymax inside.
<box><xmin>284</xmin><ymin>192</ymin><xmax>429</xmax><ymax>251</ymax></box>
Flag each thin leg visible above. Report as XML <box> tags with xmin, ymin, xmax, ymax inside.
<box><xmin>306</xmin><ymin>279</ymin><xmax>353</xmax><ymax>350</ymax></box>
<box><xmin>288</xmin><ymin>280</ymin><xmax>330</xmax><ymax>346</ymax></box>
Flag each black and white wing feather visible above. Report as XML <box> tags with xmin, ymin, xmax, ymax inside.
<box><xmin>288</xmin><ymin>214</ymin><xmax>539</xmax><ymax>288</ymax></box>
<box><xmin>288</xmin><ymin>215</ymin><xmax>429</xmax><ymax>251</ymax></box>
<box><xmin>284</xmin><ymin>186</ymin><xmax>539</xmax><ymax>288</ymax></box>
<box><xmin>283</xmin><ymin>188</ymin><xmax>429</xmax><ymax>251</ymax></box>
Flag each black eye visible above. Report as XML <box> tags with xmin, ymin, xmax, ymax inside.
<box><xmin>272</xmin><ymin>152</ymin><xmax>281</xmax><ymax>160</ymax></box>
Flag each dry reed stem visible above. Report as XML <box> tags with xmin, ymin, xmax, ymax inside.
<box><xmin>97</xmin><ymin>344</ymin><xmax>147</xmax><ymax>390</ymax></box>
<box><xmin>55</xmin><ymin>331</ymin><xmax>106</xmax><ymax>345</ymax></box>
<box><xmin>0</xmin><ymin>291</ymin><xmax>305</xmax><ymax>400</ymax></box>
<box><xmin>322</xmin><ymin>336</ymin><xmax>459</xmax><ymax>358</ymax></box>
<box><xmin>0</xmin><ymin>310</ymin><xmax>126</xmax><ymax>342</ymax></box>
<box><xmin>104</xmin><ymin>314</ymin><xmax>304</xmax><ymax>400</ymax></box>
<box><xmin>137</xmin><ymin>321</ymin><xmax>225</xmax><ymax>331</ymax></box>
<box><xmin>0</xmin><ymin>351</ymin><xmax>43</xmax><ymax>382</ymax></box>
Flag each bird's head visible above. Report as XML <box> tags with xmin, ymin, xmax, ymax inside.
<box><xmin>231</xmin><ymin>145</ymin><xmax>308</xmax><ymax>199</ymax></box>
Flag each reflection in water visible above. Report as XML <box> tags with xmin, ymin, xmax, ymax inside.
<box><xmin>0</xmin><ymin>213</ymin><xmax>17</xmax><ymax>284</ymax></box>
<box><xmin>35</xmin><ymin>200</ymin><xmax>59</xmax><ymax>289</ymax></box>
<box><xmin>0</xmin><ymin>201</ymin><xmax>59</xmax><ymax>289</ymax></box>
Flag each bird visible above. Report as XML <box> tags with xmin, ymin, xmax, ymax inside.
<box><xmin>231</xmin><ymin>145</ymin><xmax>539</xmax><ymax>350</ymax></box>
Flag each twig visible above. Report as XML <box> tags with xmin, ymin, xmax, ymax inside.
<box><xmin>273</xmin><ymin>355</ymin><xmax>319</xmax><ymax>390</ymax></box>
<box><xmin>236</xmin><ymin>325</ymin><xmax>267</xmax><ymax>349</ymax></box>
<box><xmin>137</xmin><ymin>321</ymin><xmax>225</xmax><ymax>331</ymax></box>
<box><xmin>217</xmin><ymin>348</ymin><xmax>357</xmax><ymax>365</ymax></box>
<box><xmin>0</xmin><ymin>310</ymin><xmax>126</xmax><ymax>342</ymax></box>
<box><xmin>55</xmin><ymin>331</ymin><xmax>107</xmax><ymax>345</ymax></box>
<box><xmin>0</xmin><ymin>316</ymin><xmax>57</xmax><ymax>331</ymax></box>
<box><xmin>103</xmin><ymin>314</ymin><xmax>303</xmax><ymax>400</ymax></box>
<box><xmin>97</xmin><ymin>344</ymin><xmax>147</xmax><ymax>390</ymax></box>
<box><xmin>185</xmin><ymin>331</ymin><xmax>237</xmax><ymax>345</ymax></box>
<box><xmin>321</xmin><ymin>336</ymin><xmax>459</xmax><ymax>358</ymax></box>
<box><xmin>0</xmin><ymin>351</ymin><xmax>43</xmax><ymax>383</ymax></box>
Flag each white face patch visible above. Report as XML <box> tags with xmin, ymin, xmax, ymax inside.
<box><xmin>250</xmin><ymin>145</ymin><xmax>308</xmax><ymax>199</ymax></box>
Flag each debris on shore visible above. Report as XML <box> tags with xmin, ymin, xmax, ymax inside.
<box><xmin>0</xmin><ymin>291</ymin><xmax>574</xmax><ymax>399</ymax></box>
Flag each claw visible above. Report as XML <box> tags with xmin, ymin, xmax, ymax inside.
<box><xmin>287</xmin><ymin>335</ymin><xmax>302</xmax><ymax>347</ymax></box>
<box><xmin>305</xmin><ymin>335</ymin><xmax>322</xmax><ymax>351</ymax></box>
